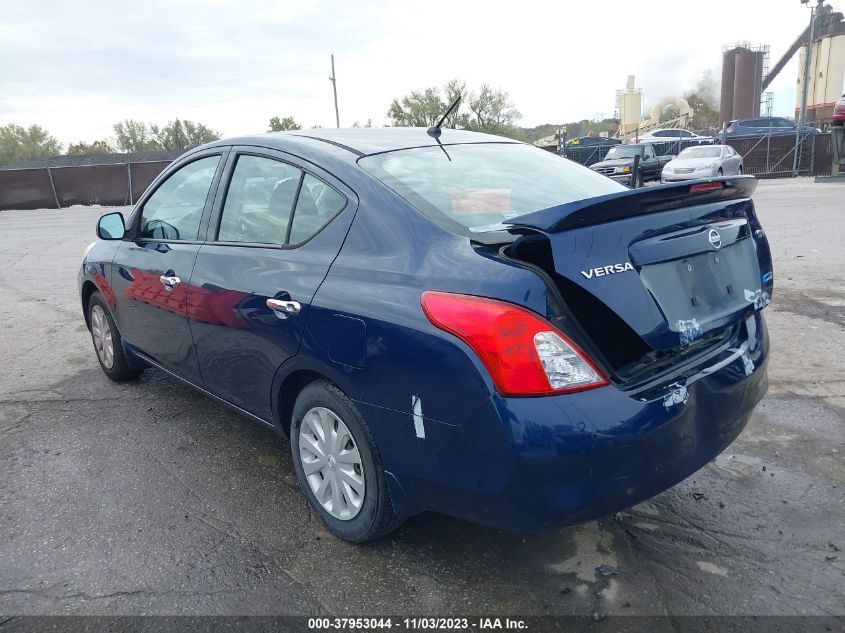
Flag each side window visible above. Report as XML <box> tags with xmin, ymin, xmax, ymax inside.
<box><xmin>217</xmin><ymin>155</ymin><xmax>302</xmax><ymax>244</ymax></box>
<box><xmin>644</xmin><ymin>145</ymin><xmax>655</xmax><ymax>159</ymax></box>
<box><xmin>139</xmin><ymin>156</ymin><xmax>220</xmax><ymax>240</ymax></box>
<box><xmin>653</xmin><ymin>131</ymin><xmax>668</xmax><ymax>137</ymax></box>
<box><xmin>680</xmin><ymin>130</ymin><xmax>693</xmax><ymax>138</ymax></box>
<box><xmin>288</xmin><ymin>174</ymin><xmax>347</xmax><ymax>245</ymax></box>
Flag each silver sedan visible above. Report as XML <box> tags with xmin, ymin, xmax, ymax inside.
<box><xmin>662</xmin><ymin>145</ymin><xmax>743</xmax><ymax>182</ymax></box>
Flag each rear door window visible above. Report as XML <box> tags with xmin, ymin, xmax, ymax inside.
<box><xmin>216</xmin><ymin>154</ymin><xmax>346</xmax><ymax>247</ymax></box>
<box><xmin>287</xmin><ymin>174</ymin><xmax>347</xmax><ymax>245</ymax></box>
<box><xmin>217</xmin><ymin>155</ymin><xmax>302</xmax><ymax>245</ymax></box>
<box><xmin>139</xmin><ymin>156</ymin><xmax>221</xmax><ymax>240</ymax></box>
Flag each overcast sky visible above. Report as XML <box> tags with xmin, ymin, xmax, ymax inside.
<box><xmin>0</xmin><ymin>0</ymin><xmax>826</xmax><ymax>144</ymax></box>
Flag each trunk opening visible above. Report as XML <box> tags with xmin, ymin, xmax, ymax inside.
<box><xmin>505</xmin><ymin>231</ymin><xmax>741</xmax><ymax>385</ymax></box>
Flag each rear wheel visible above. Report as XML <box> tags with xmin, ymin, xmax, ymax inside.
<box><xmin>290</xmin><ymin>380</ymin><xmax>402</xmax><ymax>542</ymax></box>
<box><xmin>88</xmin><ymin>292</ymin><xmax>142</xmax><ymax>381</ymax></box>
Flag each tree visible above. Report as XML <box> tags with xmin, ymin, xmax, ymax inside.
<box><xmin>113</xmin><ymin>118</ymin><xmax>220</xmax><ymax>152</ymax></box>
<box><xmin>466</xmin><ymin>84</ymin><xmax>521</xmax><ymax>138</ymax></box>
<box><xmin>443</xmin><ymin>79</ymin><xmax>470</xmax><ymax>128</ymax></box>
<box><xmin>0</xmin><ymin>124</ymin><xmax>62</xmax><ymax>165</ymax></box>
<box><xmin>388</xmin><ymin>87</ymin><xmax>447</xmax><ymax>128</ymax></box>
<box><xmin>68</xmin><ymin>139</ymin><xmax>114</xmax><ymax>155</ymax></box>
<box><xmin>112</xmin><ymin>119</ymin><xmax>160</xmax><ymax>152</ymax></box>
<box><xmin>659</xmin><ymin>104</ymin><xmax>682</xmax><ymax>123</ymax></box>
<box><xmin>387</xmin><ymin>80</ymin><xmax>522</xmax><ymax>139</ymax></box>
<box><xmin>268</xmin><ymin>116</ymin><xmax>302</xmax><ymax>132</ymax></box>
<box><xmin>155</xmin><ymin>119</ymin><xmax>221</xmax><ymax>151</ymax></box>
<box><xmin>684</xmin><ymin>70</ymin><xmax>720</xmax><ymax>131</ymax></box>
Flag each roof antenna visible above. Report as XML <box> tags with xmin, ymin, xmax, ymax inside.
<box><xmin>427</xmin><ymin>97</ymin><xmax>461</xmax><ymax>137</ymax></box>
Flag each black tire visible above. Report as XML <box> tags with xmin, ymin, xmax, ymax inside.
<box><xmin>290</xmin><ymin>380</ymin><xmax>402</xmax><ymax>542</ymax></box>
<box><xmin>635</xmin><ymin>173</ymin><xmax>644</xmax><ymax>188</ymax></box>
<box><xmin>87</xmin><ymin>291</ymin><xmax>142</xmax><ymax>382</ymax></box>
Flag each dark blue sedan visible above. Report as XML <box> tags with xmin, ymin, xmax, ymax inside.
<box><xmin>79</xmin><ymin>128</ymin><xmax>773</xmax><ymax>542</ymax></box>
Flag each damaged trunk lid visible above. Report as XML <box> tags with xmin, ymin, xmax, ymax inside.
<box><xmin>506</xmin><ymin>177</ymin><xmax>773</xmax><ymax>378</ymax></box>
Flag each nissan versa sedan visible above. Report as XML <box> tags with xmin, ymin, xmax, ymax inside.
<box><xmin>662</xmin><ymin>145</ymin><xmax>744</xmax><ymax>182</ymax></box>
<box><xmin>80</xmin><ymin>128</ymin><xmax>772</xmax><ymax>542</ymax></box>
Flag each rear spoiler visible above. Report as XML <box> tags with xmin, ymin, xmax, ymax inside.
<box><xmin>506</xmin><ymin>176</ymin><xmax>758</xmax><ymax>233</ymax></box>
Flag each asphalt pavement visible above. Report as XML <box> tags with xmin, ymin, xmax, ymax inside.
<box><xmin>1</xmin><ymin>179</ymin><xmax>843</xmax><ymax>620</ymax></box>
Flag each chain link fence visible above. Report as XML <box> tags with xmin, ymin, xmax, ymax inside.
<box><xmin>0</xmin><ymin>132</ymin><xmax>838</xmax><ymax>212</ymax></box>
<box><xmin>0</xmin><ymin>158</ymin><xmax>174</xmax><ymax>211</ymax></box>
<box><xmin>559</xmin><ymin>133</ymin><xmax>834</xmax><ymax>179</ymax></box>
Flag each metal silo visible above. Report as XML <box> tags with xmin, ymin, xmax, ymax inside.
<box><xmin>733</xmin><ymin>47</ymin><xmax>765</xmax><ymax>119</ymax></box>
<box><xmin>720</xmin><ymin>47</ymin><xmax>737</xmax><ymax>123</ymax></box>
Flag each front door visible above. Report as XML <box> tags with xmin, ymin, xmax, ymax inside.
<box><xmin>188</xmin><ymin>149</ymin><xmax>355</xmax><ymax>420</ymax></box>
<box><xmin>111</xmin><ymin>151</ymin><xmax>227</xmax><ymax>383</ymax></box>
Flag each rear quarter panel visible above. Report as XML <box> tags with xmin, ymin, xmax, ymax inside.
<box><xmin>288</xmin><ymin>175</ymin><xmax>552</xmax><ymax>492</ymax></box>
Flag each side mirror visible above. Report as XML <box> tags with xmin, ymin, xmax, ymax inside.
<box><xmin>97</xmin><ymin>212</ymin><xmax>126</xmax><ymax>240</ymax></box>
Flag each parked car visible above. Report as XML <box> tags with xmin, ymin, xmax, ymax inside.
<box><xmin>635</xmin><ymin>128</ymin><xmax>714</xmax><ymax>144</ymax></box>
<box><xmin>80</xmin><ymin>128</ymin><xmax>773</xmax><ymax>542</ymax></box>
<box><xmin>833</xmin><ymin>93</ymin><xmax>845</xmax><ymax>126</ymax></box>
<box><xmin>564</xmin><ymin>136</ymin><xmax>621</xmax><ymax>147</ymax></box>
<box><xmin>589</xmin><ymin>143</ymin><xmax>673</xmax><ymax>186</ymax></box>
<box><xmin>662</xmin><ymin>144</ymin><xmax>744</xmax><ymax>182</ymax></box>
<box><xmin>726</xmin><ymin>117</ymin><xmax>820</xmax><ymax>137</ymax></box>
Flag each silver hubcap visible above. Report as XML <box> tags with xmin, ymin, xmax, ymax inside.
<box><xmin>90</xmin><ymin>305</ymin><xmax>114</xmax><ymax>369</ymax></box>
<box><xmin>298</xmin><ymin>406</ymin><xmax>365</xmax><ymax>520</ymax></box>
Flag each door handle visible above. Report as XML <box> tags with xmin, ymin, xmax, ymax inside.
<box><xmin>159</xmin><ymin>274</ymin><xmax>181</xmax><ymax>290</ymax></box>
<box><xmin>266</xmin><ymin>298</ymin><xmax>301</xmax><ymax>315</ymax></box>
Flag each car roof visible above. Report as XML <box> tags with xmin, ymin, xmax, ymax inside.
<box><xmin>734</xmin><ymin>116</ymin><xmax>789</xmax><ymax>123</ymax></box>
<box><xmin>203</xmin><ymin>127</ymin><xmax>521</xmax><ymax>160</ymax></box>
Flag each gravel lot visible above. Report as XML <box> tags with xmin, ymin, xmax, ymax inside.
<box><xmin>1</xmin><ymin>179</ymin><xmax>843</xmax><ymax>619</ymax></box>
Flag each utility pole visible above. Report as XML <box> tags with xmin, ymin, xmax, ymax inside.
<box><xmin>329</xmin><ymin>54</ymin><xmax>340</xmax><ymax>128</ymax></box>
<box><xmin>793</xmin><ymin>0</ymin><xmax>819</xmax><ymax>176</ymax></box>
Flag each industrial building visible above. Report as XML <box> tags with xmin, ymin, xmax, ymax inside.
<box><xmin>720</xmin><ymin>1</ymin><xmax>844</xmax><ymax>126</ymax></box>
<box><xmin>796</xmin><ymin>4</ymin><xmax>845</xmax><ymax>122</ymax></box>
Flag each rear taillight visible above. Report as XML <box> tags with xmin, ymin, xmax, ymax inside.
<box><xmin>420</xmin><ymin>291</ymin><xmax>608</xmax><ymax>396</ymax></box>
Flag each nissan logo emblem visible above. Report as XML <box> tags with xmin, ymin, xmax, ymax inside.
<box><xmin>708</xmin><ymin>229</ymin><xmax>722</xmax><ymax>250</ymax></box>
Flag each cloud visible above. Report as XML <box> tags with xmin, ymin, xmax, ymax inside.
<box><xmin>0</xmin><ymin>0</ymin><xmax>820</xmax><ymax>142</ymax></box>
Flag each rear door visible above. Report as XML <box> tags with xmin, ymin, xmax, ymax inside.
<box><xmin>111</xmin><ymin>149</ymin><xmax>227</xmax><ymax>382</ymax></box>
<box><xmin>642</xmin><ymin>144</ymin><xmax>658</xmax><ymax>178</ymax></box>
<box><xmin>724</xmin><ymin>146</ymin><xmax>741</xmax><ymax>174</ymax></box>
<box><xmin>188</xmin><ymin>147</ymin><xmax>357</xmax><ymax>420</ymax></box>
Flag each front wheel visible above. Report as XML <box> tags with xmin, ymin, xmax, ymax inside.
<box><xmin>88</xmin><ymin>291</ymin><xmax>142</xmax><ymax>381</ymax></box>
<box><xmin>290</xmin><ymin>380</ymin><xmax>402</xmax><ymax>542</ymax></box>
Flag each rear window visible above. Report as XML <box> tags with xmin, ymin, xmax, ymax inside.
<box><xmin>678</xmin><ymin>146</ymin><xmax>721</xmax><ymax>158</ymax></box>
<box><xmin>359</xmin><ymin>143</ymin><xmax>625</xmax><ymax>234</ymax></box>
<box><xmin>605</xmin><ymin>146</ymin><xmax>643</xmax><ymax>159</ymax></box>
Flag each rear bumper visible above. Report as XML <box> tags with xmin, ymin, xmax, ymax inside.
<box><xmin>383</xmin><ymin>312</ymin><xmax>768</xmax><ymax>532</ymax></box>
